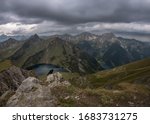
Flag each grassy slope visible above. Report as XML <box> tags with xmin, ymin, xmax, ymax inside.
<box><xmin>0</xmin><ymin>60</ymin><xmax>12</xmax><ymax>72</ymax></box>
<box><xmin>11</xmin><ymin>40</ymin><xmax>48</xmax><ymax>67</ymax></box>
<box><xmin>87</xmin><ymin>57</ymin><xmax>150</xmax><ymax>88</ymax></box>
<box><xmin>0</xmin><ymin>43</ymin><xmax>22</xmax><ymax>61</ymax></box>
<box><xmin>59</xmin><ymin>58</ymin><xmax>150</xmax><ymax>106</ymax></box>
<box><xmin>62</xmin><ymin>58</ymin><xmax>150</xmax><ymax>88</ymax></box>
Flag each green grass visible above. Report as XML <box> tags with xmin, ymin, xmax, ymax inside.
<box><xmin>60</xmin><ymin>58</ymin><xmax>150</xmax><ymax>89</ymax></box>
<box><xmin>83</xmin><ymin>58</ymin><xmax>150</xmax><ymax>88</ymax></box>
<box><xmin>50</xmin><ymin>83</ymin><xmax>150</xmax><ymax>106</ymax></box>
<box><xmin>38</xmin><ymin>75</ymin><xmax>47</xmax><ymax>81</ymax></box>
<box><xmin>0</xmin><ymin>60</ymin><xmax>12</xmax><ymax>72</ymax></box>
<box><xmin>61</xmin><ymin>72</ymin><xmax>80</xmax><ymax>80</ymax></box>
<box><xmin>57</xmin><ymin>58</ymin><xmax>150</xmax><ymax>106</ymax></box>
<box><xmin>0</xmin><ymin>43</ymin><xmax>22</xmax><ymax>61</ymax></box>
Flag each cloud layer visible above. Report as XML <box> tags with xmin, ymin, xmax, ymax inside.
<box><xmin>0</xmin><ymin>0</ymin><xmax>150</xmax><ymax>41</ymax></box>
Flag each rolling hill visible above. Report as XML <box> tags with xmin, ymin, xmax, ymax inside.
<box><xmin>59</xmin><ymin>58</ymin><xmax>150</xmax><ymax>106</ymax></box>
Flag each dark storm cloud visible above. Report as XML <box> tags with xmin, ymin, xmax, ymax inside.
<box><xmin>0</xmin><ymin>0</ymin><xmax>150</xmax><ymax>25</ymax></box>
<box><xmin>0</xmin><ymin>0</ymin><xmax>150</xmax><ymax>42</ymax></box>
<box><xmin>115</xmin><ymin>31</ymin><xmax>150</xmax><ymax>42</ymax></box>
<box><xmin>0</xmin><ymin>15</ymin><xmax>10</xmax><ymax>24</ymax></box>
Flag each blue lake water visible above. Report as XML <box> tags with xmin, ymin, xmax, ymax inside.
<box><xmin>26</xmin><ymin>64</ymin><xmax>66</xmax><ymax>75</ymax></box>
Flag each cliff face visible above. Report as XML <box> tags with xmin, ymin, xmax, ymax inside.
<box><xmin>0</xmin><ymin>66</ymin><xmax>31</xmax><ymax>96</ymax></box>
<box><xmin>6</xmin><ymin>72</ymin><xmax>70</xmax><ymax>107</ymax></box>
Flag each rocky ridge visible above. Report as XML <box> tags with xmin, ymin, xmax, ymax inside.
<box><xmin>0</xmin><ymin>66</ymin><xmax>30</xmax><ymax>96</ymax></box>
<box><xmin>6</xmin><ymin>72</ymin><xmax>70</xmax><ymax>107</ymax></box>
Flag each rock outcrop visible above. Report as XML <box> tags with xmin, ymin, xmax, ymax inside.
<box><xmin>6</xmin><ymin>77</ymin><xmax>57</xmax><ymax>107</ymax></box>
<box><xmin>46</xmin><ymin>72</ymin><xmax>71</xmax><ymax>88</ymax></box>
<box><xmin>6</xmin><ymin>72</ymin><xmax>71</xmax><ymax>107</ymax></box>
<box><xmin>0</xmin><ymin>66</ymin><xmax>30</xmax><ymax>96</ymax></box>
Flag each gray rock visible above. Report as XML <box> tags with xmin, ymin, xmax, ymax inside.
<box><xmin>0</xmin><ymin>66</ymin><xmax>30</xmax><ymax>96</ymax></box>
<box><xmin>0</xmin><ymin>90</ymin><xmax>15</xmax><ymax>106</ymax></box>
<box><xmin>46</xmin><ymin>72</ymin><xmax>71</xmax><ymax>88</ymax></box>
<box><xmin>6</xmin><ymin>73</ymin><xmax>71</xmax><ymax>107</ymax></box>
<box><xmin>46</xmin><ymin>72</ymin><xmax>63</xmax><ymax>83</ymax></box>
<box><xmin>6</xmin><ymin>77</ymin><xmax>57</xmax><ymax>107</ymax></box>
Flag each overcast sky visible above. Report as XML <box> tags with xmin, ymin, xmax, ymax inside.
<box><xmin>0</xmin><ymin>0</ymin><xmax>150</xmax><ymax>41</ymax></box>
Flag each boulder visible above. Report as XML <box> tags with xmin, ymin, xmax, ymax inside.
<box><xmin>6</xmin><ymin>72</ymin><xmax>71</xmax><ymax>107</ymax></box>
<box><xmin>46</xmin><ymin>72</ymin><xmax>63</xmax><ymax>83</ymax></box>
<box><xmin>46</xmin><ymin>72</ymin><xmax>71</xmax><ymax>88</ymax></box>
<box><xmin>6</xmin><ymin>77</ymin><xmax>57</xmax><ymax>107</ymax></box>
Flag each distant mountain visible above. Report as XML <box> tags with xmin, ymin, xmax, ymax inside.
<box><xmin>10</xmin><ymin>34</ymin><xmax>46</xmax><ymax>66</ymax></box>
<box><xmin>0</xmin><ymin>34</ymin><xmax>8</xmax><ymax>42</ymax></box>
<box><xmin>10</xmin><ymin>35</ymin><xmax>102</xmax><ymax>73</ymax></box>
<box><xmin>102</xmin><ymin>42</ymin><xmax>131</xmax><ymax>67</ymax></box>
<box><xmin>24</xmin><ymin>37</ymin><xmax>103</xmax><ymax>73</ymax></box>
<box><xmin>0</xmin><ymin>32</ymin><xmax>150</xmax><ymax>107</ymax></box>
<box><xmin>0</xmin><ymin>34</ymin><xmax>29</xmax><ymax>42</ymax></box>
<box><xmin>28</xmin><ymin>34</ymin><xmax>41</xmax><ymax>42</ymax></box>
<box><xmin>0</xmin><ymin>38</ymin><xmax>23</xmax><ymax>61</ymax></box>
<box><xmin>0</xmin><ymin>38</ymin><xmax>19</xmax><ymax>49</ymax></box>
<box><xmin>75</xmin><ymin>32</ymin><xmax>150</xmax><ymax>68</ymax></box>
<box><xmin>0</xmin><ymin>32</ymin><xmax>149</xmax><ymax>73</ymax></box>
<box><xmin>48</xmin><ymin>32</ymin><xmax>99</xmax><ymax>43</ymax></box>
<box><xmin>74</xmin><ymin>32</ymin><xmax>98</xmax><ymax>41</ymax></box>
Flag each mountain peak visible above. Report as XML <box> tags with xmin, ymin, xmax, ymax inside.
<box><xmin>2</xmin><ymin>38</ymin><xmax>18</xmax><ymax>43</ymax></box>
<box><xmin>52</xmin><ymin>37</ymin><xmax>63</xmax><ymax>41</ymax></box>
<box><xmin>29</xmin><ymin>34</ymin><xmax>40</xmax><ymax>41</ymax></box>
<box><xmin>75</xmin><ymin>32</ymin><xmax>98</xmax><ymax>41</ymax></box>
<box><xmin>101</xmin><ymin>32</ymin><xmax>116</xmax><ymax>38</ymax></box>
<box><xmin>32</xmin><ymin>34</ymin><xmax>39</xmax><ymax>38</ymax></box>
<box><xmin>0</xmin><ymin>34</ymin><xmax>7</xmax><ymax>37</ymax></box>
<box><xmin>7</xmin><ymin>38</ymin><xmax>16</xmax><ymax>41</ymax></box>
<box><xmin>50</xmin><ymin>37</ymin><xmax>66</xmax><ymax>44</ymax></box>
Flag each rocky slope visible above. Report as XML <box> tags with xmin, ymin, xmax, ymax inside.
<box><xmin>50</xmin><ymin>32</ymin><xmax>150</xmax><ymax>68</ymax></box>
<box><xmin>10</xmin><ymin>34</ymin><xmax>46</xmax><ymax>66</ymax></box>
<box><xmin>102</xmin><ymin>42</ymin><xmax>131</xmax><ymax>67</ymax></box>
<box><xmin>0</xmin><ymin>38</ymin><xmax>23</xmax><ymax>61</ymax></box>
<box><xmin>76</xmin><ymin>33</ymin><xmax>150</xmax><ymax>68</ymax></box>
<box><xmin>6</xmin><ymin>72</ymin><xmax>70</xmax><ymax>107</ymax></box>
<box><xmin>0</xmin><ymin>38</ymin><xmax>19</xmax><ymax>49</ymax></box>
<box><xmin>0</xmin><ymin>66</ymin><xmax>31</xmax><ymax>96</ymax></box>
<box><xmin>49</xmin><ymin>32</ymin><xmax>98</xmax><ymax>43</ymax></box>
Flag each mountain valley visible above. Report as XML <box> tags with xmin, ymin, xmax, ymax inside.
<box><xmin>0</xmin><ymin>32</ymin><xmax>150</xmax><ymax>107</ymax></box>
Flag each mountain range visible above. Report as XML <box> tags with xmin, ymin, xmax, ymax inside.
<box><xmin>0</xmin><ymin>32</ymin><xmax>149</xmax><ymax>73</ymax></box>
<box><xmin>0</xmin><ymin>34</ymin><xmax>29</xmax><ymax>42</ymax></box>
<box><xmin>0</xmin><ymin>32</ymin><xmax>150</xmax><ymax>107</ymax></box>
